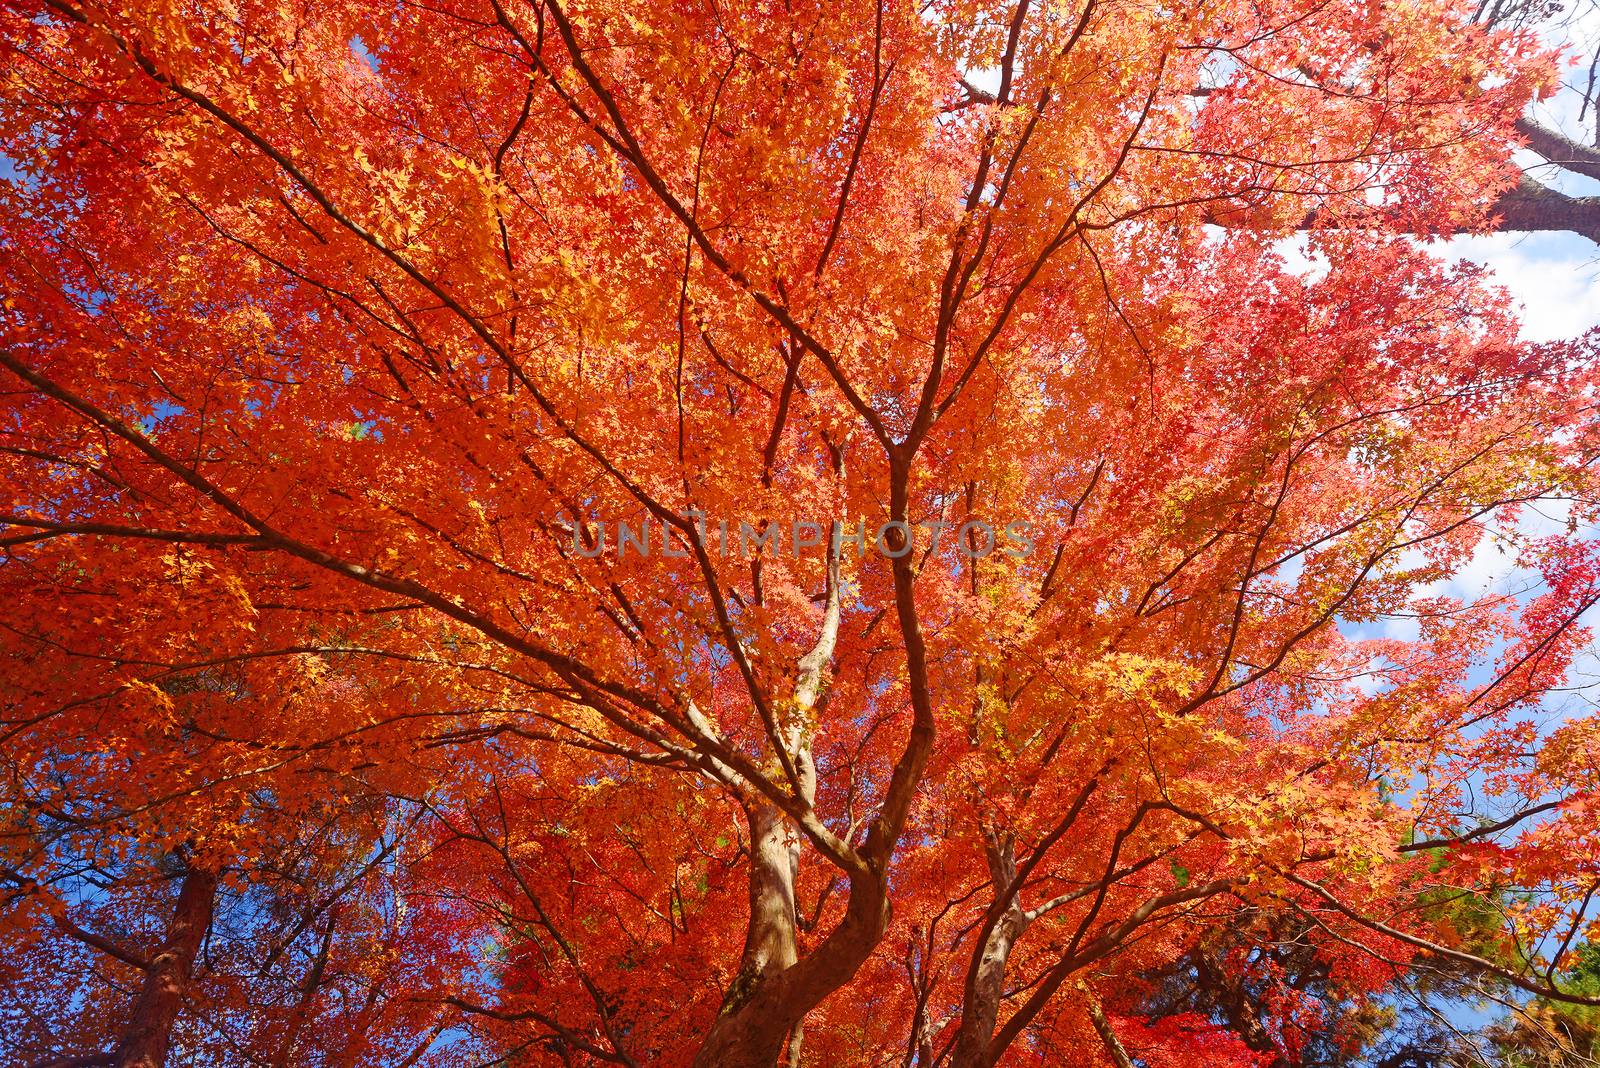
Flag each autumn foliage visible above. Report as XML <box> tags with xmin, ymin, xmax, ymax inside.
<box><xmin>2</xmin><ymin>0</ymin><xmax>1599</xmax><ymax>1065</ymax></box>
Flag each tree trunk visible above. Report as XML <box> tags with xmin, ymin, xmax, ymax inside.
<box><xmin>1195</xmin><ymin>948</ymin><xmax>1287</xmax><ymax>1067</ymax></box>
<box><xmin>721</xmin><ymin>801</ymin><xmax>801</xmax><ymax>1017</ymax></box>
<box><xmin>947</xmin><ymin>904</ymin><xmax>1028</xmax><ymax>1068</ymax></box>
<box><xmin>691</xmin><ymin>869</ymin><xmax>891</xmax><ymax>1068</ymax></box>
<box><xmin>115</xmin><ymin>865</ymin><xmax>218</xmax><ymax>1068</ymax></box>
<box><xmin>782</xmin><ymin>1018</ymin><xmax>805</xmax><ymax>1068</ymax></box>
<box><xmin>1086</xmin><ymin>988</ymin><xmax>1135</xmax><ymax>1068</ymax></box>
<box><xmin>688</xmin><ymin>800</ymin><xmax>803</xmax><ymax>1067</ymax></box>
<box><xmin>691</xmin><ymin>554</ymin><xmax>851</xmax><ymax>1068</ymax></box>
<box><xmin>947</xmin><ymin>833</ymin><xmax>1032</xmax><ymax>1068</ymax></box>
<box><xmin>1492</xmin><ymin>178</ymin><xmax>1600</xmax><ymax>245</ymax></box>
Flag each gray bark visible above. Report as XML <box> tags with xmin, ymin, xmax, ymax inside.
<box><xmin>948</xmin><ymin>834</ymin><xmax>1030</xmax><ymax>1068</ymax></box>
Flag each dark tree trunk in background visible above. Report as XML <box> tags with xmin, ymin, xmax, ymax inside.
<box><xmin>115</xmin><ymin>865</ymin><xmax>218</xmax><ymax>1068</ymax></box>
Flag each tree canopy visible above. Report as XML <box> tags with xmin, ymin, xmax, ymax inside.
<box><xmin>2</xmin><ymin>0</ymin><xmax>1600</xmax><ymax>1065</ymax></box>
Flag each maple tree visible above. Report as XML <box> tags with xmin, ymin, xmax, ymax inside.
<box><xmin>3</xmin><ymin>0</ymin><xmax>1600</xmax><ymax>1065</ymax></box>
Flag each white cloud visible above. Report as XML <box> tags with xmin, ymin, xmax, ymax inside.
<box><xmin>1425</xmin><ymin>231</ymin><xmax>1600</xmax><ymax>343</ymax></box>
